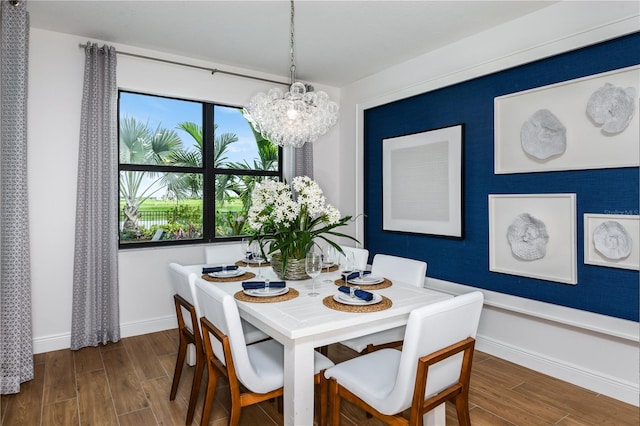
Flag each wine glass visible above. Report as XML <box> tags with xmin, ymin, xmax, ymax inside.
<box><xmin>251</xmin><ymin>241</ymin><xmax>265</xmax><ymax>279</ymax></box>
<box><xmin>339</xmin><ymin>251</ymin><xmax>354</xmax><ymax>285</ymax></box>
<box><xmin>323</xmin><ymin>245</ymin><xmax>336</xmax><ymax>269</ymax></box>
<box><xmin>322</xmin><ymin>245</ymin><xmax>337</xmax><ymax>283</ymax></box>
<box><xmin>305</xmin><ymin>251</ymin><xmax>323</xmax><ymax>297</ymax></box>
<box><xmin>240</xmin><ymin>237</ymin><xmax>251</xmax><ymax>262</ymax></box>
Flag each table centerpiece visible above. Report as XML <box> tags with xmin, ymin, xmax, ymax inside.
<box><xmin>247</xmin><ymin>176</ymin><xmax>357</xmax><ymax>280</ymax></box>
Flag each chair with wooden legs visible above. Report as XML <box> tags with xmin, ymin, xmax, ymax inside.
<box><xmin>339</xmin><ymin>254</ymin><xmax>428</xmax><ymax>354</ymax></box>
<box><xmin>325</xmin><ymin>291</ymin><xmax>483</xmax><ymax>426</ymax></box>
<box><xmin>195</xmin><ymin>277</ymin><xmax>335</xmax><ymax>426</ymax></box>
<box><xmin>168</xmin><ymin>263</ymin><xmax>205</xmax><ymax>425</ymax></box>
<box><xmin>168</xmin><ymin>262</ymin><xmax>271</xmax><ymax>424</ymax></box>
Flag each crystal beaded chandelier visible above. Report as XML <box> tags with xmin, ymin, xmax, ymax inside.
<box><xmin>243</xmin><ymin>0</ymin><xmax>339</xmax><ymax>148</ymax></box>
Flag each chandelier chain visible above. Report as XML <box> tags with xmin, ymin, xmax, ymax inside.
<box><xmin>289</xmin><ymin>0</ymin><xmax>296</xmax><ymax>84</ymax></box>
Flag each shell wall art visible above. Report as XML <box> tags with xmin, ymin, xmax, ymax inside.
<box><xmin>507</xmin><ymin>213</ymin><xmax>549</xmax><ymax>260</ymax></box>
<box><xmin>495</xmin><ymin>65</ymin><xmax>639</xmax><ymax>173</ymax></box>
<box><xmin>586</xmin><ymin>83</ymin><xmax>636</xmax><ymax>134</ymax></box>
<box><xmin>584</xmin><ymin>214</ymin><xmax>639</xmax><ymax>271</ymax></box>
<box><xmin>520</xmin><ymin>109</ymin><xmax>567</xmax><ymax>160</ymax></box>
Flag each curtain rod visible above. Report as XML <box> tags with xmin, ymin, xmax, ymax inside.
<box><xmin>78</xmin><ymin>43</ymin><xmax>289</xmax><ymax>86</ymax></box>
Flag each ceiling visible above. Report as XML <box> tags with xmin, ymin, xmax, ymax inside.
<box><xmin>27</xmin><ymin>0</ymin><xmax>558</xmax><ymax>87</ymax></box>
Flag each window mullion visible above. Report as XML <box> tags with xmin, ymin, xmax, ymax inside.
<box><xmin>203</xmin><ymin>103</ymin><xmax>215</xmax><ymax>242</ymax></box>
<box><xmin>119</xmin><ymin>164</ymin><xmax>201</xmax><ymax>174</ymax></box>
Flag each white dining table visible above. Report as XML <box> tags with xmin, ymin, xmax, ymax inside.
<box><xmin>184</xmin><ymin>262</ymin><xmax>452</xmax><ymax>426</ymax></box>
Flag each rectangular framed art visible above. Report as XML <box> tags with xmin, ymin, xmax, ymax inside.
<box><xmin>382</xmin><ymin>124</ymin><xmax>463</xmax><ymax>238</ymax></box>
<box><xmin>584</xmin><ymin>213</ymin><xmax>639</xmax><ymax>271</ymax></box>
<box><xmin>494</xmin><ymin>65</ymin><xmax>639</xmax><ymax>174</ymax></box>
<box><xmin>489</xmin><ymin>193</ymin><xmax>577</xmax><ymax>284</ymax></box>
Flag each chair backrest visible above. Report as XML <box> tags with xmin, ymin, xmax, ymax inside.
<box><xmin>194</xmin><ymin>278</ymin><xmax>266</xmax><ymax>391</ymax></box>
<box><xmin>338</xmin><ymin>245</ymin><xmax>369</xmax><ymax>270</ymax></box>
<box><xmin>381</xmin><ymin>291</ymin><xmax>484</xmax><ymax>414</ymax></box>
<box><xmin>370</xmin><ymin>254</ymin><xmax>427</xmax><ymax>287</ymax></box>
<box><xmin>168</xmin><ymin>262</ymin><xmax>199</xmax><ymax>332</ymax></box>
<box><xmin>204</xmin><ymin>242</ymin><xmax>243</xmax><ymax>265</ymax></box>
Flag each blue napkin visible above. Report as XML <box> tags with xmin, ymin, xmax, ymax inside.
<box><xmin>242</xmin><ymin>281</ymin><xmax>286</xmax><ymax>290</ymax></box>
<box><xmin>338</xmin><ymin>285</ymin><xmax>374</xmax><ymax>301</ymax></box>
<box><xmin>203</xmin><ymin>265</ymin><xmax>239</xmax><ymax>273</ymax></box>
<box><xmin>345</xmin><ymin>270</ymin><xmax>371</xmax><ymax>281</ymax></box>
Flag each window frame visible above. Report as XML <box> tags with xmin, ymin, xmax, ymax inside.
<box><xmin>118</xmin><ymin>90</ymin><xmax>283</xmax><ymax>249</ymax></box>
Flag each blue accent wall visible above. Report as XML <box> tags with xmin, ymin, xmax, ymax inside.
<box><xmin>363</xmin><ymin>33</ymin><xmax>640</xmax><ymax>321</ymax></box>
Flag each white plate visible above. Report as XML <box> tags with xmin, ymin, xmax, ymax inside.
<box><xmin>334</xmin><ymin>292</ymin><xmax>382</xmax><ymax>306</ymax></box>
<box><xmin>209</xmin><ymin>269</ymin><xmax>244</xmax><ymax>278</ymax></box>
<box><xmin>243</xmin><ymin>287</ymin><xmax>289</xmax><ymax>297</ymax></box>
<box><xmin>242</xmin><ymin>257</ymin><xmax>263</xmax><ymax>265</ymax></box>
<box><xmin>348</xmin><ymin>275</ymin><xmax>384</xmax><ymax>285</ymax></box>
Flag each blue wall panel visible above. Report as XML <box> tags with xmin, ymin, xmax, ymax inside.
<box><xmin>363</xmin><ymin>33</ymin><xmax>640</xmax><ymax>321</ymax></box>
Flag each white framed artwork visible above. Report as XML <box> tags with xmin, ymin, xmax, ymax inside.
<box><xmin>584</xmin><ymin>213</ymin><xmax>639</xmax><ymax>271</ymax></box>
<box><xmin>382</xmin><ymin>124</ymin><xmax>463</xmax><ymax>238</ymax></box>
<box><xmin>494</xmin><ymin>65</ymin><xmax>639</xmax><ymax>174</ymax></box>
<box><xmin>489</xmin><ymin>193</ymin><xmax>577</xmax><ymax>284</ymax></box>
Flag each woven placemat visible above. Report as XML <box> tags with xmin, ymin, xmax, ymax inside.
<box><xmin>333</xmin><ymin>278</ymin><xmax>392</xmax><ymax>290</ymax></box>
<box><xmin>234</xmin><ymin>288</ymin><xmax>299</xmax><ymax>303</ymax></box>
<box><xmin>322</xmin><ymin>265</ymin><xmax>339</xmax><ymax>273</ymax></box>
<box><xmin>201</xmin><ymin>272</ymin><xmax>256</xmax><ymax>283</ymax></box>
<box><xmin>322</xmin><ymin>295</ymin><xmax>392</xmax><ymax>313</ymax></box>
<box><xmin>235</xmin><ymin>260</ymin><xmax>271</xmax><ymax>267</ymax></box>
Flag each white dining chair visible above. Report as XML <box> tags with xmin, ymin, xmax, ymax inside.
<box><xmin>325</xmin><ymin>291</ymin><xmax>484</xmax><ymax>426</ymax></box>
<box><xmin>204</xmin><ymin>242</ymin><xmax>244</xmax><ymax>264</ymax></box>
<box><xmin>339</xmin><ymin>254</ymin><xmax>427</xmax><ymax>354</ymax></box>
<box><xmin>167</xmin><ymin>262</ymin><xmax>205</xmax><ymax>425</ymax></box>
<box><xmin>370</xmin><ymin>253</ymin><xmax>427</xmax><ymax>287</ymax></box>
<box><xmin>195</xmin><ymin>278</ymin><xmax>335</xmax><ymax>426</ymax></box>
<box><xmin>168</xmin><ymin>263</ymin><xmax>270</xmax><ymax>424</ymax></box>
<box><xmin>337</xmin><ymin>245</ymin><xmax>369</xmax><ymax>270</ymax></box>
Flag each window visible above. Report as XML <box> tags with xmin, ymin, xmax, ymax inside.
<box><xmin>118</xmin><ymin>91</ymin><xmax>282</xmax><ymax>247</ymax></box>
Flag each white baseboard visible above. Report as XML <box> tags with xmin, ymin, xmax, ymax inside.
<box><xmin>476</xmin><ymin>334</ymin><xmax>640</xmax><ymax>406</ymax></box>
<box><xmin>32</xmin><ymin>332</ymin><xmax>72</xmax><ymax>354</ymax></box>
<box><xmin>120</xmin><ymin>314</ymin><xmax>177</xmax><ymax>339</ymax></box>
<box><xmin>32</xmin><ymin>314</ymin><xmax>177</xmax><ymax>354</ymax></box>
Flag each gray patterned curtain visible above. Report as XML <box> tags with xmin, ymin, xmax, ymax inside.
<box><xmin>0</xmin><ymin>0</ymin><xmax>34</xmax><ymax>394</ymax></box>
<box><xmin>293</xmin><ymin>143</ymin><xmax>313</xmax><ymax>179</ymax></box>
<box><xmin>70</xmin><ymin>42</ymin><xmax>120</xmax><ymax>350</ymax></box>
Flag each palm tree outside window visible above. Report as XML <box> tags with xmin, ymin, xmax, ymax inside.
<box><xmin>118</xmin><ymin>91</ymin><xmax>282</xmax><ymax>246</ymax></box>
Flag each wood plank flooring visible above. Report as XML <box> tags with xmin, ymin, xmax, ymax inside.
<box><xmin>1</xmin><ymin>329</ymin><xmax>637</xmax><ymax>425</ymax></box>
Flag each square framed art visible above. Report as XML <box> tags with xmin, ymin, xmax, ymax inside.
<box><xmin>489</xmin><ymin>193</ymin><xmax>577</xmax><ymax>284</ymax></box>
<box><xmin>382</xmin><ymin>124</ymin><xmax>463</xmax><ymax>238</ymax></box>
<box><xmin>584</xmin><ymin>213</ymin><xmax>639</xmax><ymax>270</ymax></box>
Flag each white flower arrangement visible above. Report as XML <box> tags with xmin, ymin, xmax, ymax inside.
<box><xmin>247</xmin><ymin>176</ymin><xmax>355</xmax><ymax>269</ymax></box>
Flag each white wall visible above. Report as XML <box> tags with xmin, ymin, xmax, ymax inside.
<box><xmin>338</xmin><ymin>1</ymin><xmax>640</xmax><ymax>406</ymax></box>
